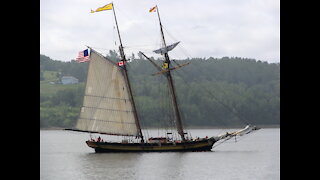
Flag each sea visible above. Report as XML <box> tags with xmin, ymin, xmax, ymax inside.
<box><xmin>40</xmin><ymin>128</ymin><xmax>280</xmax><ymax>180</ymax></box>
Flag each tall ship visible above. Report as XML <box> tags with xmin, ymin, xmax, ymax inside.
<box><xmin>66</xmin><ymin>3</ymin><xmax>259</xmax><ymax>153</ymax></box>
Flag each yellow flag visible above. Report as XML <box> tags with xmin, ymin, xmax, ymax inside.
<box><xmin>162</xmin><ymin>63</ymin><xmax>168</xmax><ymax>69</ymax></box>
<box><xmin>91</xmin><ymin>3</ymin><xmax>113</xmax><ymax>13</ymax></box>
<box><xmin>149</xmin><ymin>6</ymin><xmax>157</xmax><ymax>12</ymax></box>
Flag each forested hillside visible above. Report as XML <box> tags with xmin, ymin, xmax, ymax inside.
<box><xmin>40</xmin><ymin>53</ymin><xmax>280</xmax><ymax>129</ymax></box>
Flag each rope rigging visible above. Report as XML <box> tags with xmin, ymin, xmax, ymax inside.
<box><xmin>170</xmin><ymin>59</ymin><xmax>251</xmax><ymax>126</ymax></box>
<box><xmin>98</xmin><ymin>3</ymin><xmax>253</xmax><ymax>141</ymax></box>
<box><xmin>212</xmin><ymin>127</ymin><xmax>260</xmax><ymax>148</ymax></box>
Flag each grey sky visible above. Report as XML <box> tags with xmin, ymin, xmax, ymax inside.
<box><xmin>40</xmin><ymin>0</ymin><xmax>280</xmax><ymax>63</ymax></box>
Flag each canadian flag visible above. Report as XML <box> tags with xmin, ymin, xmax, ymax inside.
<box><xmin>117</xmin><ymin>61</ymin><xmax>125</xmax><ymax>66</ymax></box>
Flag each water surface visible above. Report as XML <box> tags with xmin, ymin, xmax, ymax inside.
<box><xmin>40</xmin><ymin>128</ymin><xmax>279</xmax><ymax>180</ymax></box>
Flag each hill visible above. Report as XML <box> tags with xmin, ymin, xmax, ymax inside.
<box><xmin>40</xmin><ymin>54</ymin><xmax>280</xmax><ymax>129</ymax></box>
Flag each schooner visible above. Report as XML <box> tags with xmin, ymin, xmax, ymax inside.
<box><xmin>66</xmin><ymin>3</ymin><xmax>259</xmax><ymax>152</ymax></box>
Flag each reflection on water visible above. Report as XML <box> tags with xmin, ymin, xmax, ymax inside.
<box><xmin>40</xmin><ymin>129</ymin><xmax>280</xmax><ymax>180</ymax></box>
<box><xmin>74</xmin><ymin>152</ymin><xmax>188</xmax><ymax>180</ymax></box>
<box><xmin>79</xmin><ymin>153</ymin><xmax>143</xmax><ymax>180</ymax></box>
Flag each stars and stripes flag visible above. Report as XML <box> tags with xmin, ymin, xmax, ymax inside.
<box><xmin>76</xmin><ymin>49</ymin><xmax>90</xmax><ymax>63</ymax></box>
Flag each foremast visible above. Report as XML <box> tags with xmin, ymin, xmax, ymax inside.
<box><xmin>112</xmin><ymin>3</ymin><xmax>144</xmax><ymax>142</ymax></box>
<box><xmin>155</xmin><ymin>5</ymin><xmax>186</xmax><ymax>141</ymax></box>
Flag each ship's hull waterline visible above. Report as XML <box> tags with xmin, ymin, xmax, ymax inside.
<box><xmin>86</xmin><ymin>138</ymin><xmax>216</xmax><ymax>152</ymax></box>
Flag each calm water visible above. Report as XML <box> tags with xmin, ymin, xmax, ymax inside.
<box><xmin>40</xmin><ymin>128</ymin><xmax>279</xmax><ymax>180</ymax></box>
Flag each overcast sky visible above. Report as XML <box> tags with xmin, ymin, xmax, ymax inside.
<box><xmin>40</xmin><ymin>0</ymin><xmax>280</xmax><ymax>63</ymax></box>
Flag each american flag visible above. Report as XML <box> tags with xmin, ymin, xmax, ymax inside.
<box><xmin>76</xmin><ymin>49</ymin><xmax>90</xmax><ymax>63</ymax></box>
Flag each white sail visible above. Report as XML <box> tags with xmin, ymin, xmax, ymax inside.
<box><xmin>75</xmin><ymin>49</ymin><xmax>139</xmax><ymax>136</ymax></box>
<box><xmin>212</xmin><ymin>125</ymin><xmax>260</xmax><ymax>141</ymax></box>
<box><xmin>153</xmin><ymin>41</ymin><xmax>180</xmax><ymax>55</ymax></box>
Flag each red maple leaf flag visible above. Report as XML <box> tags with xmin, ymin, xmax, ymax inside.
<box><xmin>117</xmin><ymin>61</ymin><xmax>125</xmax><ymax>66</ymax></box>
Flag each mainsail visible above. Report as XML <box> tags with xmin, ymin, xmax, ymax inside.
<box><xmin>75</xmin><ymin>49</ymin><xmax>140</xmax><ymax>137</ymax></box>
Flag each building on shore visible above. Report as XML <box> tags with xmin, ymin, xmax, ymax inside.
<box><xmin>61</xmin><ymin>76</ymin><xmax>79</xmax><ymax>84</ymax></box>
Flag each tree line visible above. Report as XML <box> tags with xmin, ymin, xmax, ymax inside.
<box><xmin>40</xmin><ymin>53</ymin><xmax>280</xmax><ymax>128</ymax></box>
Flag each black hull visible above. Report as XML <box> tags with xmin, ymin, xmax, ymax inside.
<box><xmin>94</xmin><ymin>146</ymin><xmax>213</xmax><ymax>153</ymax></box>
<box><xmin>86</xmin><ymin>138</ymin><xmax>216</xmax><ymax>153</ymax></box>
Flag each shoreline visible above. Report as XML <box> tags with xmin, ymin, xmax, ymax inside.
<box><xmin>40</xmin><ymin>124</ymin><xmax>279</xmax><ymax>131</ymax></box>
<box><xmin>40</xmin><ymin>127</ymin><xmax>65</xmax><ymax>130</ymax></box>
<box><xmin>144</xmin><ymin>124</ymin><xmax>279</xmax><ymax>130</ymax></box>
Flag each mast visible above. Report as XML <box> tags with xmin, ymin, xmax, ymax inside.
<box><xmin>155</xmin><ymin>6</ymin><xmax>186</xmax><ymax>141</ymax></box>
<box><xmin>112</xmin><ymin>3</ymin><xmax>144</xmax><ymax>142</ymax></box>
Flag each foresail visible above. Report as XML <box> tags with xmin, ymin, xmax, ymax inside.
<box><xmin>75</xmin><ymin>49</ymin><xmax>139</xmax><ymax>136</ymax></box>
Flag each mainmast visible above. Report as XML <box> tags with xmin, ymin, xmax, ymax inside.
<box><xmin>112</xmin><ymin>3</ymin><xmax>144</xmax><ymax>142</ymax></box>
<box><xmin>155</xmin><ymin>6</ymin><xmax>186</xmax><ymax>141</ymax></box>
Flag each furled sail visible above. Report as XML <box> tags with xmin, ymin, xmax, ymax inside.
<box><xmin>153</xmin><ymin>41</ymin><xmax>180</xmax><ymax>55</ymax></box>
<box><xmin>75</xmin><ymin>49</ymin><xmax>139</xmax><ymax>136</ymax></box>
